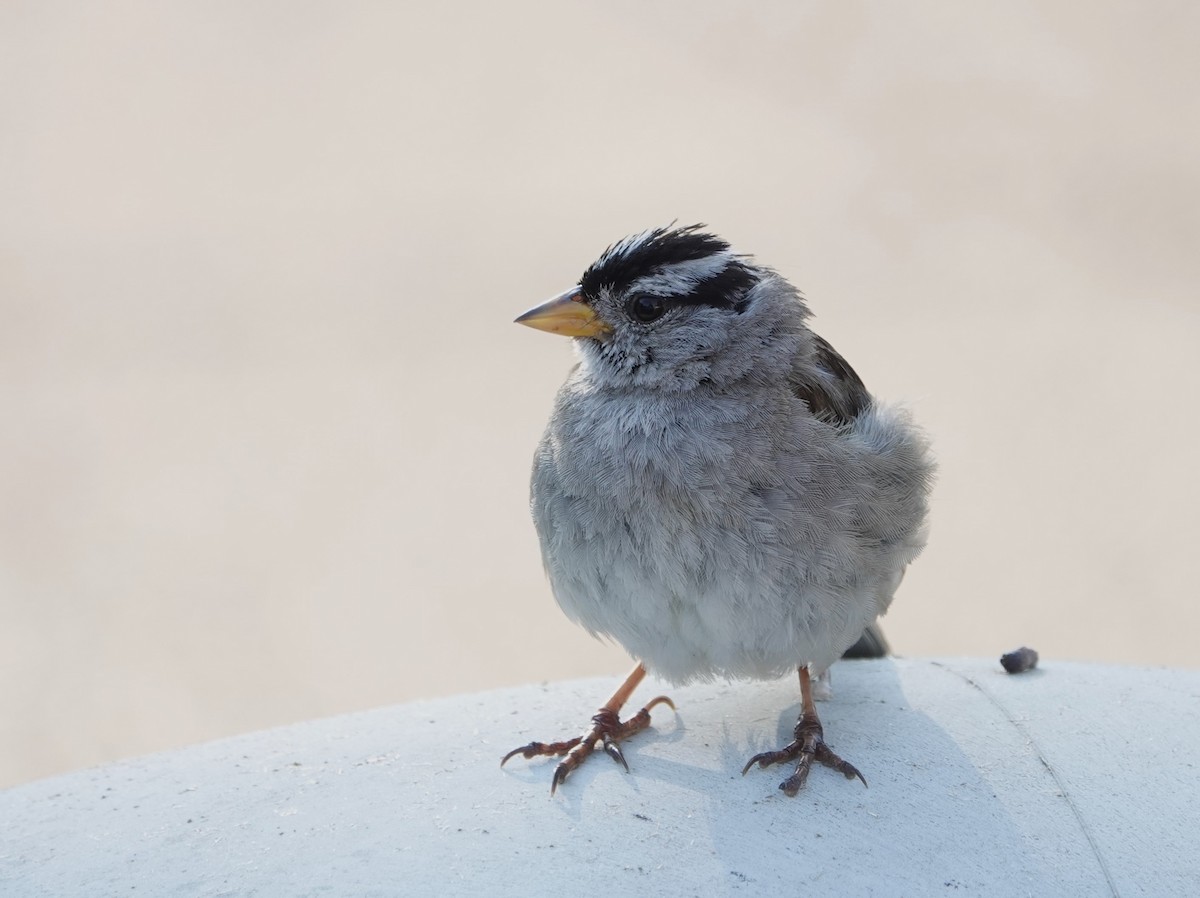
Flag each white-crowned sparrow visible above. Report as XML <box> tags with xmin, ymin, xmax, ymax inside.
<box><xmin>503</xmin><ymin>225</ymin><xmax>934</xmax><ymax>795</ymax></box>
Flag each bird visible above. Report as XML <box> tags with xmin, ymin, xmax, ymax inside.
<box><xmin>501</xmin><ymin>225</ymin><xmax>934</xmax><ymax>796</ymax></box>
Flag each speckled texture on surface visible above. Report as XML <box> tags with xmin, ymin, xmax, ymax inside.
<box><xmin>2</xmin><ymin>658</ymin><xmax>1197</xmax><ymax>897</ymax></box>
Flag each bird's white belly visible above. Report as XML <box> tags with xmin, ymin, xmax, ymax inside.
<box><xmin>539</xmin><ymin>493</ymin><xmax>881</xmax><ymax>684</ymax></box>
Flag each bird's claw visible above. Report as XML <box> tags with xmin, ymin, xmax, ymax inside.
<box><xmin>500</xmin><ymin>737</ymin><xmax>582</xmax><ymax>767</ymax></box>
<box><xmin>501</xmin><ymin>694</ymin><xmax>674</xmax><ymax>795</ymax></box>
<box><xmin>741</xmin><ymin>749</ymin><xmax>788</xmax><ymax>776</ymax></box>
<box><xmin>602</xmin><ymin>735</ymin><xmax>629</xmax><ymax>772</ymax></box>
<box><xmin>550</xmin><ymin>763</ymin><xmax>570</xmax><ymax>796</ymax></box>
<box><xmin>742</xmin><ymin>709</ymin><xmax>866</xmax><ymax>796</ymax></box>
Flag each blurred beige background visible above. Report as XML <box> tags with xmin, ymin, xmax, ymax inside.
<box><xmin>2</xmin><ymin>2</ymin><xmax>1197</xmax><ymax>790</ymax></box>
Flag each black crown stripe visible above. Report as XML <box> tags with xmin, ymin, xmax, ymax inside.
<box><xmin>579</xmin><ymin>224</ymin><xmax>756</xmax><ymax>311</ymax></box>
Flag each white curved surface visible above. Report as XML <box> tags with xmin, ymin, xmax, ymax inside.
<box><xmin>1</xmin><ymin>658</ymin><xmax>1195</xmax><ymax>897</ymax></box>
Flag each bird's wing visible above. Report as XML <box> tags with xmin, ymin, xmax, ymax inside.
<box><xmin>788</xmin><ymin>334</ymin><xmax>871</xmax><ymax>426</ymax></box>
<box><xmin>791</xmin><ymin>341</ymin><xmax>894</xmax><ymax>659</ymax></box>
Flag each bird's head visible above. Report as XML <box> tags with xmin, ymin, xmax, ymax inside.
<box><xmin>516</xmin><ymin>225</ymin><xmax>807</xmax><ymax>391</ymax></box>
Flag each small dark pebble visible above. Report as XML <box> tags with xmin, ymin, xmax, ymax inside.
<box><xmin>1000</xmin><ymin>647</ymin><xmax>1039</xmax><ymax>674</ymax></box>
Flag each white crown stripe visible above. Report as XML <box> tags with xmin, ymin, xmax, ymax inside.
<box><xmin>629</xmin><ymin>252</ymin><xmax>731</xmax><ymax>296</ymax></box>
<box><xmin>607</xmin><ymin>228</ymin><xmax>660</xmax><ymax>262</ymax></box>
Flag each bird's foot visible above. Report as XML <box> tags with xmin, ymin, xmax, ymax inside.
<box><xmin>741</xmin><ymin>708</ymin><xmax>866</xmax><ymax>796</ymax></box>
<box><xmin>501</xmin><ymin>695</ymin><xmax>674</xmax><ymax>795</ymax></box>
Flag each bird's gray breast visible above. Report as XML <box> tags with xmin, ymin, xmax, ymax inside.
<box><xmin>529</xmin><ymin>381</ymin><xmax>854</xmax><ymax>682</ymax></box>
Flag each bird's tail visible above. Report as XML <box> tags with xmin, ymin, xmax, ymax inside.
<box><xmin>840</xmin><ymin>622</ymin><xmax>890</xmax><ymax>659</ymax></box>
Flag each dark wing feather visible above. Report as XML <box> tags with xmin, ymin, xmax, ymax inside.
<box><xmin>790</xmin><ymin>334</ymin><xmax>872</xmax><ymax>426</ymax></box>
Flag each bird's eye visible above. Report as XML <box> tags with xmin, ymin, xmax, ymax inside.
<box><xmin>627</xmin><ymin>294</ymin><xmax>666</xmax><ymax>323</ymax></box>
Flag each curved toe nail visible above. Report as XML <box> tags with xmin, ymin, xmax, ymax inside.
<box><xmin>550</xmin><ymin>766</ymin><xmax>568</xmax><ymax>796</ymax></box>
<box><xmin>602</xmin><ymin>738</ymin><xmax>630</xmax><ymax>772</ymax></box>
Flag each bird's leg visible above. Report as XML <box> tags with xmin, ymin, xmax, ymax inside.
<box><xmin>741</xmin><ymin>665</ymin><xmax>866</xmax><ymax>796</ymax></box>
<box><xmin>500</xmin><ymin>662</ymin><xmax>674</xmax><ymax>795</ymax></box>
